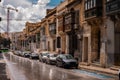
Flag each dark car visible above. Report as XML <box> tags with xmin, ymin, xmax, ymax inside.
<box><xmin>30</xmin><ymin>53</ymin><xmax>39</xmax><ymax>59</ymax></box>
<box><xmin>0</xmin><ymin>50</ymin><xmax>2</xmax><ymax>53</ymax></box>
<box><xmin>56</xmin><ymin>54</ymin><xmax>78</xmax><ymax>68</ymax></box>
<box><xmin>23</xmin><ymin>51</ymin><xmax>31</xmax><ymax>58</ymax></box>
<box><xmin>39</xmin><ymin>51</ymin><xmax>49</xmax><ymax>63</ymax></box>
<box><xmin>46</xmin><ymin>54</ymin><xmax>58</xmax><ymax>65</ymax></box>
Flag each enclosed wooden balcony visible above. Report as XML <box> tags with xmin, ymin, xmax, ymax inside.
<box><xmin>106</xmin><ymin>0</ymin><xmax>120</xmax><ymax>15</ymax></box>
<box><xmin>58</xmin><ymin>17</ymin><xmax>64</xmax><ymax>33</ymax></box>
<box><xmin>85</xmin><ymin>0</ymin><xmax>103</xmax><ymax>20</ymax></box>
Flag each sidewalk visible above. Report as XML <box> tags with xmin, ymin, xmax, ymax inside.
<box><xmin>79</xmin><ymin>64</ymin><xmax>119</xmax><ymax>76</ymax></box>
<box><xmin>0</xmin><ymin>53</ymin><xmax>10</xmax><ymax>80</ymax></box>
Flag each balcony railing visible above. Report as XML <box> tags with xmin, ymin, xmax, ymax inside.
<box><xmin>85</xmin><ymin>8</ymin><xmax>97</xmax><ymax>19</ymax></box>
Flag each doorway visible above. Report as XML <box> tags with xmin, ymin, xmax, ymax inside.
<box><xmin>84</xmin><ymin>37</ymin><xmax>88</xmax><ymax>62</ymax></box>
<box><xmin>68</xmin><ymin>34</ymin><xmax>77</xmax><ymax>56</ymax></box>
<box><xmin>91</xmin><ymin>26</ymin><xmax>101</xmax><ymax>63</ymax></box>
<box><xmin>114</xmin><ymin>22</ymin><xmax>120</xmax><ymax>66</ymax></box>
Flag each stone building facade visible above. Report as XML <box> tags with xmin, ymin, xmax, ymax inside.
<box><xmin>56</xmin><ymin>0</ymin><xmax>68</xmax><ymax>53</ymax></box>
<box><xmin>105</xmin><ymin>0</ymin><xmax>120</xmax><ymax>67</ymax></box>
<box><xmin>40</xmin><ymin>18</ymin><xmax>47</xmax><ymax>51</ymax></box>
<box><xmin>23</xmin><ymin>22</ymin><xmax>41</xmax><ymax>52</ymax></box>
<box><xmin>14</xmin><ymin>0</ymin><xmax>120</xmax><ymax>69</ymax></box>
<box><xmin>9</xmin><ymin>32</ymin><xmax>22</xmax><ymax>50</ymax></box>
<box><xmin>81</xmin><ymin>0</ymin><xmax>104</xmax><ymax>67</ymax></box>
<box><xmin>45</xmin><ymin>8</ymin><xmax>57</xmax><ymax>52</ymax></box>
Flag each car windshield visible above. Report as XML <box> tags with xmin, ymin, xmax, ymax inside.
<box><xmin>61</xmin><ymin>54</ymin><xmax>74</xmax><ymax>59</ymax></box>
<box><xmin>42</xmin><ymin>53</ymin><xmax>48</xmax><ymax>56</ymax></box>
<box><xmin>32</xmin><ymin>53</ymin><xmax>38</xmax><ymax>55</ymax></box>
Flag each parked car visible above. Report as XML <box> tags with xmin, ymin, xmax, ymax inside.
<box><xmin>56</xmin><ymin>54</ymin><xmax>78</xmax><ymax>68</ymax></box>
<box><xmin>14</xmin><ymin>51</ymin><xmax>22</xmax><ymax>56</ymax></box>
<box><xmin>30</xmin><ymin>53</ymin><xmax>39</xmax><ymax>59</ymax></box>
<box><xmin>39</xmin><ymin>51</ymin><xmax>49</xmax><ymax>63</ymax></box>
<box><xmin>20</xmin><ymin>52</ymin><xmax>26</xmax><ymax>57</ymax></box>
<box><xmin>23</xmin><ymin>51</ymin><xmax>31</xmax><ymax>58</ymax></box>
<box><xmin>46</xmin><ymin>53</ymin><xmax>58</xmax><ymax>65</ymax></box>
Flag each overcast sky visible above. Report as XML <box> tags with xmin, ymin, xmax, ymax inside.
<box><xmin>0</xmin><ymin>0</ymin><xmax>63</xmax><ymax>32</ymax></box>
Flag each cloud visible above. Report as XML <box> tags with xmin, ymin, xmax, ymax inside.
<box><xmin>0</xmin><ymin>0</ymin><xmax>53</xmax><ymax>32</ymax></box>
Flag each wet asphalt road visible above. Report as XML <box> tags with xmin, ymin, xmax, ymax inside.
<box><xmin>4</xmin><ymin>53</ymin><xmax>117</xmax><ymax>80</ymax></box>
<box><xmin>0</xmin><ymin>53</ymin><xmax>10</xmax><ymax>80</ymax></box>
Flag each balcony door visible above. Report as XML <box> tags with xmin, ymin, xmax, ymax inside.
<box><xmin>91</xmin><ymin>26</ymin><xmax>101</xmax><ymax>63</ymax></box>
<box><xmin>68</xmin><ymin>34</ymin><xmax>77</xmax><ymax>56</ymax></box>
<box><xmin>83</xmin><ymin>37</ymin><xmax>88</xmax><ymax>62</ymax></box>
<box><xmin>114</xmin><ymin>22</ymin><xmax>120</xmax><ymax>66</ymax></box>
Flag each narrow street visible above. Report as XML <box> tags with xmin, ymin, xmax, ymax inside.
<box><xmin>2</xmin><ymin>52</ymin><xmax>118</xmax><ymax>80</ymax></box>
<box><xmin>0</xmin><ymin>0</ymin><xmax>120</xmax><ymax>80</ymax></box>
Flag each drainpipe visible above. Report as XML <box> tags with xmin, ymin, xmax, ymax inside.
<box><xmin>104</xmin><ymin>24</ymin><xmax>107</xmax><ymax>68</ymax></box>
<box><xmin>118</xmin><ymin>69</ymin><xmax>120</xmax><ymax>80</ymax></box>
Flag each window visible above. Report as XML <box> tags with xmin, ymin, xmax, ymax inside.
<box><xmin>94</xmin><ymin>0</ymin><xmax>96</xmax><ymax>7</ymax></box>
<box><xmin>40</xmin><ymin>27</ymin><xmax>45</xmax><ymax>35</ymax></box>
<box><xmin>75</xmin><ymin>10</ymin><xmax>79</xmax><ymax>24</ymax></box>
<box><xmin>92</xmin><ymin>0</ymin><xmax>94</xmax><ymax>8</ymax></box>
<box><xmin>85</xmin><ymin>0</ymin><xmax>96</xmax><ymax>10</ymax></box>
<box><xmin>49</xmin><ymin>23</ymin><xmax>56</xmax><ymax>31</ymax></box>
<box><xmin>58</xmin><ymin>18</ymin><xmax>63</xmax><ymax>27</ymax></box>
<box><xmin>53</xmin><ymin>40</ymin><xmax>56</xmax><ymax>51</ymax></box>
<box><xmin>57</xmin><ymin>37</ymin><xmax>61</xmax><ymax>48</ymax></box>
<box><xmin>85</xmin><ymin>2</ymin><xmax>88</xmax><ymax>10</ymax></box>
<box><xmin>88</xmin><ymin>1</ymin><xmax>90</xmax><ymax>9</ymax></box>
<box><xmin>91</xmin><ymin>0</ymin><xmax>92</xmax><ymax>8</ymax></box>
<box><xmin>106</xmin><ymin>0</ymin><xmax>111</xmax><ymax>2</ymax></box>
<box><xmin>49</xmin><ymin>23</ymin><xmax>56</xmax><ymax>34</ymax></box>
<box><xmin>65</xmin><ymin>14</ymin><xmax>72</xmax><ymax>25</ymax></box>
<box><xmin>37</xmin><ymin>33</ymin><xmax>40</xmax><ymax>42</ymax></box>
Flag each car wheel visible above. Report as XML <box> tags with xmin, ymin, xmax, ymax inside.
<box><xmin>39</xmin><ymin>59</ymin><xmax>42</xmax><ymax>62</ymax></box>
<box><xmin>56</xmin><ymin>61</ymin><xmax>59</xmax><ymax>67</ymax></box>
<box><xmin>47</xmin><ymin>60</ymin><xmax>50</xmax><ymax>64</ymax></box>
<box><xmin>76</xmin><ymin>66</ymin><xmax>78</xmax><ymax>69</ymax></box>
<box><xmin>62</xmin><ymin>62</ymin><xmax>65</xmax><ymax>68</ymax></box>
<box><xmin>45</xmin><ymin>60</ymin><xmax>47</xmax><ymax>64</ymax></box>
<box><xmin>75</xmin><ymin>64</ymin><xmax>78</xmax><ymax>69</ymax></box>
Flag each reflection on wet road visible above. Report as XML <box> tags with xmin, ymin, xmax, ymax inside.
<box><xmin>4</xmin><ymin>53</ymin><xmax>116</xmax><ymax>80</ymax></box>
<box><xmin>0</xmin><ymin>54</ymin><xmax>10</xmax><ymax>80</ymax></box>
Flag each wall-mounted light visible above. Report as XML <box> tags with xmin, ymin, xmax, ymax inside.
<box><xmin>77</xmin><ymin>34</ymin><xmax>82</xmax><ymax>40</ymax></box>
